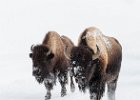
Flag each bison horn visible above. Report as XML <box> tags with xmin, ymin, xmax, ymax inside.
<box><xmin>92</xmin><ymin>45</ymin><xmax>100</xmax><ymax>60</ymax></box>
<box><xmin>64</xmin><ymin>45</ymin><xmax>71</xmax><ymax>60</ymax></box>
<box><xmin>46</xmin><ymin>49</ymin><xmax>51</xmax><ymax>56</ymax></box>
<box><xmin>31</xmin><ymin>45</ymin><xmax>35</xmax><ymax>51</ymax></box>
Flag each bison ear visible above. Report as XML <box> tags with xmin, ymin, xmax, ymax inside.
<box><xmin>46</xmin><ymin>53</ymin><xmax>54</xmax><ymax>60</ymax></box>
<box><xmin>31</xmin><ymin>45</ymin><xmax>35</xmax><ymax>51</ymax></box>
<box><xmin>29</xmin><ymin>53</ymin><xmax>33</xmax><ymax>58</ymax></box>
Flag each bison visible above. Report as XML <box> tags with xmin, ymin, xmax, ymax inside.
<box><xmin>29</xmin><ymin>31</ymin><xmax>75</xmax><ymax>100</ymax></box>
<box><xmin>64</xmin><ymin>27</ymin><xmax>122</xmax><ymax>100</ymax></box>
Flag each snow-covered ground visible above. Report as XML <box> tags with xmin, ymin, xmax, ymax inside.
<box><xmin>0</xmin><ymin>0</ymin><xmax>140</xmax><ymax>100</ymax></box>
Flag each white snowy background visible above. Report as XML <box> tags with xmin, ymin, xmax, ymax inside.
<box><xmin>0</xmin><ymin>0</ymin><xmax>140</xmax><ymax>100</ymax></box>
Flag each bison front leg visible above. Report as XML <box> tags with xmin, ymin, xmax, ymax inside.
<box><xmin>70</xmin><ymin>70</ymin><xmax>75</xmax><ymax>92</ymax></box>
<box><xmin>89</xmin><ymin>82</ymin><xmax>105</xmax><ymax>100</ymax></box>
<box><xmin>107</xmin><ymin>78</ymin><xmax>118</xmax><ymax>100</ymax></box>
<box><xmin>44</xmin><ymin>78</ymin><xmax>55</xmax><ymax>100</ymax></box>
<box><xmin>70</xmin><ymin>76</ymin><xmax>75</xmax><ymax>92</ymax></box>
<box><xmin>58</xmin><ymin>71</ymin><xmax>68</xmax><ymax>97</ymax></box>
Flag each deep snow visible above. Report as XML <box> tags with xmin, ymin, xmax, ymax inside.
<box><xmin>0</xmin><ymin>0</ymin><xmax>140</xmax><ymax>100</ymax></box>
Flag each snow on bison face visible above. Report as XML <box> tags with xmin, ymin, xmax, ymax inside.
<box><xmin>69</xmin><ymin>46</ymin><xmax>94</xmax><ymax>92</ymax></box>
<box><xmin>29</xmin><ymin>45</ymin><xmax>54</xmax><ymax>83</ymax></box>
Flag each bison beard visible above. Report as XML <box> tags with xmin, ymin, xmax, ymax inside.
<box><xmin>35</xmin><ymin>71</ymin><xmax>56</xmax><ymax>84</ymax></box>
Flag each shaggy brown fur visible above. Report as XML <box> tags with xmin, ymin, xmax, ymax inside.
<box><xmin>42</xmin><ymin>31</ymin><xmax>64</xmax><ymax>58</ymax></box>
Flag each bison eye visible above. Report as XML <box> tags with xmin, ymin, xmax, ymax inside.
<box><xmin>29</xmin><ymin>53</ymin><xmax>33</xmax><ymax>58</ymax></box>
<box><xmin>46</xmin><ymin>53</ymin><xmax>54</xmax><ymax>60</ymax></box>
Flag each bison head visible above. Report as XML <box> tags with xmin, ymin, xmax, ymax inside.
<box><xmin>29</xmin><ymin>45</ymin><xmax>54</xmax><ymax>83</ymax></box>
<box><xmin>64</xmin><ymin>45</ymin><xmax>100</xmax><ymax>92</ymax></box>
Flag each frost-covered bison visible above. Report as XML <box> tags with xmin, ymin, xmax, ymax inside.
<box><xmin>29</xmin><ymin>31</ymin><xmax>74</xmax><ymax>100</ymax></box>
<box><xmin>65</xmin><ymin>27</ymin><xmax>122</xmax><ymax>100</ymax></box>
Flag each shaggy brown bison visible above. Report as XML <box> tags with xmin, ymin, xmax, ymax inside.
<box><xmin>65</xmin><ymin>27</ymin><xmax>122</xmax><ymax>100</ymax></box>
<box><xmin>29</xmin><ymin>31</ymin><xmax>74</xmax><ymax>100</ymax></box>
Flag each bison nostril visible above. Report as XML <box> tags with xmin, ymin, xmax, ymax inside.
<box><xmin>32</xmin><ymin>70</ymin><xmax>41</xmax><ymax>76</ymax></box>
<box><xmin>82</xmin><ymin>78</ymin><xmax>85</xmax><ymax>82</ymax></box>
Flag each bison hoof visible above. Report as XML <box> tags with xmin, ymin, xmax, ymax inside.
<box><xmin>61</xmin><ymin>88</ymin><xmax>67</xmax><ymax>97</ymax></box>
<box><xmin>45</xmin><ymin>93</ymin><xmax>51</xmax><ymax>100</ymax></box>
<box><xmin>61</xmin><ymin>92</ymin><xmax>66</xmax><ymax>97</ymax></box>
<box><xmin>45</xmin><ymin>97</ymin><xmax>50</xmax><ymax>100</ymax></box>
<box><xmin>45</xmin><ymin>96</ymin><xmax>51</xmax><ymax>100</ymax></box>
<box><xmin>70</xmin><ymin>84</ymin><xmax>75</xmax><ymax>92</ymax></box>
